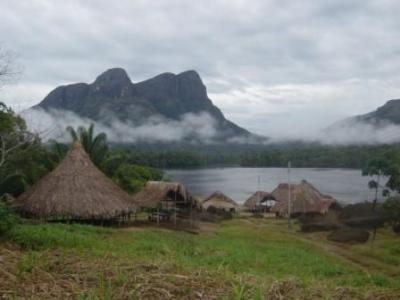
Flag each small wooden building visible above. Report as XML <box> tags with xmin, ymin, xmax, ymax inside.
<box><xmin>133</xmin><ymin>181</ymin><xmax>195</xmax><ymax>221</ymax></box>
<box><xmin>271</xmin><ymin>180</ymin><xmax>335</xmax><ymax>217</ymax></box>
<box><xmin>244</xmin><ymin>191</ymin><xmax>276</xmax><ymax>212</ymax></box>
<box><xmin>202</xmin><ymin>192</ymin><xmax>238</xmax><ymax>212</ymax></box>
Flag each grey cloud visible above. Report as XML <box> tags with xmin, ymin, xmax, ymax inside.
<box><xmin>2</xmin><ymin>0</ymin><xmax>400</xmax><ymax>139</ymax></box>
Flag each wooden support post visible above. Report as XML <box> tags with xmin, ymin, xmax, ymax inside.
<box><xmin>190</xmin><ymin>200</ymin><xmax>193</xmax><ymax>228</ymax></box>
<box><xmin>174</xmin><ymin>193</ymin><xmax>177</xmax><ymax>228</ymax></box>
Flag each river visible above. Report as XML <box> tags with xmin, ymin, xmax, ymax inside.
<box><xmin>165</xmin><ymin>167</ymin><xmax>379</xmax><ymax>204</ymax></box>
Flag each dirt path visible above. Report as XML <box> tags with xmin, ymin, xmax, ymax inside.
<box><xmin>295</xmin><ymin>232</ymin><xmax>400</xmax><ymax>277</ymax></box>
<box><xmin>242</xmin><ymin>218</ymin><xmax>400</xmax><ymax>278</ymax></box>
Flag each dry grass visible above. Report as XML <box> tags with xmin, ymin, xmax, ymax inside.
<box><xmin>0</xmin><ymin>245</ymin><xmax>230</xmax><ymax>299</ymax></box>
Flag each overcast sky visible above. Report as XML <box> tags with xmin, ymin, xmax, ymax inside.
<box><xmin>1</xmin><ymin>0</ymin><xmax>400</xmax><ymax>139</ymax></box>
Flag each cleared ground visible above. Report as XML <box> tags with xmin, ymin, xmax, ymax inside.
<box><xmin>0</xmin><ymin>218</ymin><xmax>399</xmax><ymax>299</ymax></box>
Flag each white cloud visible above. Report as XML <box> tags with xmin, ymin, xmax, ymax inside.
<box><xmin>21</xmin><ymin>108</ymin><xmax>219</xmax><ymax>144</ymax></box>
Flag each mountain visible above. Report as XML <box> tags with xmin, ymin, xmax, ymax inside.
<box><xmin>322</xmin><ymin>99</ymin><xmax>400</xmax><ymax>145</ymax></box>
<box><xmin>328</xmin><ymin>99</ymin><xmax>400</xmax><ymax>129</ymax></box>
<box><xmin>34</xmin><ymin>68</ymin><xmax>260</xmax><ymax>143</ymax></box>
<box><xmin>351</xmin><ymin>99</ymin><xmax>400</xmax><ymax>125</ymax></box>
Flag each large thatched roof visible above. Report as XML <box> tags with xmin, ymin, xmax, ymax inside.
<box><xmin>202</xmin><ymin>192</ymin><xmax>238</xmax><ymax>210</ymax></box>
<box><xmin>243</xmin><ymin>191</ymin><xmax>275</xmax><ymax>209</ymax></box>
<box><xmin>133</xmin><ymin>181</ymin><xmax>193</xmax><ymax>209</ymax></box>
<box><xmin>271</xmin><ymin>180</ymin><xmax>334</xmax><ymax>215</ymax></box>
<box><xmin>16</xmin><ymin>141</ymin><xmax>135</xmax><ymax>220</ymax></box>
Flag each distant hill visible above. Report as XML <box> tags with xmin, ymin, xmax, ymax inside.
<box><xmin>34</xmin><ymin>68</ymin><xmax>263</xmax><ymax>143</ymax></box>
<box><xmin>329</xmin><ymin>99</ymin><xmax>400</xmax><ymax>128</ymax></box>
<box><xmin>352</xmin><ymin>99</ymin><xmax>400</xmax><ymax>125</ymax></box>
<box><xmin>324</xmin><ymin>99</ymin><xmax>400</xmax><ymax>144</ymax></box>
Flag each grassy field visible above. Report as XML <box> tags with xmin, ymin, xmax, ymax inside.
<box><xmin>0</xmin><ymin>218</ymin><xmax>399</xmax><ymax>299</ymax></box>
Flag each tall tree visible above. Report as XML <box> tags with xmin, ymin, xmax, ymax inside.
<box><xmin>66</xmin><ymin>123</ymin><xmax>109</xmax><ymax>167</ymax></box>
<box><xmin>0</xmin><ymin>103</ymin><xmax>46</xmax><ymax>196</ymax></box>
<box><xmin>362</xmin><ymin>157</ymin><xmax>390</xmax><ymax>210</ymax></box>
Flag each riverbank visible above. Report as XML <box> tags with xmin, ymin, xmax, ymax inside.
<box><xmin>1</xmin><ymin>218</ymin><xmax>399</xmax><ymax>299</ymax></box>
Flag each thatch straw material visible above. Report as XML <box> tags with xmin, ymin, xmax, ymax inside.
<box><xmin>243</xmin><ymin>191</ymin><xmax>275</xmax><ymax>209</ymax></box>
<box><xmin>16</xmin><ymin>141</ymin><xmax>135</xmax><ymax>220</ymax></box>
<box><xmin>271</xmin><ymin>180</ymin><xmax>334</xmax><ymax>215</ymax></box>
<box><xmin>133</xmin><ymin>181</ymin><xmax>193</xmax><ymax>209</ymax></box>
<box><xmin>202</xmin><ymin>192</ymin><xmax>238</xmax><ymax>211</ymax></box>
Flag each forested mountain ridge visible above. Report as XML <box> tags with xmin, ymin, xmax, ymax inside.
<box><xmin>329</xmin><ymin>99</ymin><xmax>400</xmax><ymax>129</ymax></box>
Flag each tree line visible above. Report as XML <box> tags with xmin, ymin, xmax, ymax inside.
<box><xmin>109</xmin><ymin>143</ymin><xmax>400</xmax><ymax>170</ymax></box>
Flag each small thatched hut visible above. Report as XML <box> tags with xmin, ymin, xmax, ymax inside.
<box><xmin>202</xmin><ymin>192</ymin><xmax>238</xmax><ymax>212</ymax></box>
<box><xmin>16</xmin><ymin>141</ymin><xmax>135</xmax><ymax>221</ymax></box>
<box><xmin>271</xmin><ymin>180</ymin><xmax>335</xmax><ymax>217</ymax></box>
<box><xmin>244</xmin><ymin>191</ymin><xmax>276</xmax><ymax>212</ymax></box>
<box><xmin>133</xmin><ymin>181</ymin><xmax>194</xmax><ymax>210</ymax></box>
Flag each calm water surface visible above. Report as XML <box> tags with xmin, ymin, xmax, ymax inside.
<box><xmin>165</xmin><ymin>168</ymin><xmax>378</xmax><ymax>204</ymax></box>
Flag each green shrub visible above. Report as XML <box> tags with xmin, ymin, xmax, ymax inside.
<box><xmin>383</xmin><ymin>197</ymin><xmax>400</xmax><ymax>234</ymax></box>
<box><xmin>0</xmin><ymin>200</ymin><xmax>17</xmax><ymax>236</ymax></box>
<box><xmin>112</xmin><ymin>164</ymin><xmax>163</xmax><ymax>194</ymax></box>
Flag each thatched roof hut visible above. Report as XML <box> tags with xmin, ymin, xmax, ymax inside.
<box><xmin>271</xmin><ymin>180</ymin><xmax>335</xmax><ymax>216</ymax></box>
<box><xmin>243</xmin><ymin>191</ymin><xmax>276</xmax><ymax>210</ymax></box>
<box><xmin>202</xmin><ymin>192</ymin><xmax>238</xmax><ymax>212</ymax></box>
<box><xmin>133</xmin><ymin>181</ymin><xmax>193</xmax><ymax>209</ymax></box>
<box><xmin>16</xmin><ymin>141</ymin><xmax>135</xmax><ymax>220</ymax></box>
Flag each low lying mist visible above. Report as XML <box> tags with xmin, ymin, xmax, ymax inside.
<box><xmin>22</xmin><ymin>108</ymin><xmax>219</xmax><ymax>144</ymax></box>
<box><xmin>264</xmin><ymin>119</ymin><xmax>400</xmax><ymax>146</ymax></box>
<box><xmin>21</xmin><ymin>108</ymin><xmax>400</xmax><ymax>146</ymax></box>
<box><xmin>318</xmin><ymin>120</ymin><xmax>400</xmax><ymax>145</ymax></box>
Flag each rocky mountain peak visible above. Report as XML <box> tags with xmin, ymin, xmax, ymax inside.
<box><xmin>34</xmin><ymin>68</ymin><xmax>255</xmax><ymax>143</ymax></box>
<box><xmin>93</xmin><ymin>68</ymin><xmax>132</xmax><ymax>86</ymax></box>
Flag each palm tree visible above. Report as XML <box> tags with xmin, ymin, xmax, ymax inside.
<box><xmin>66</xmin><ymin>124</ymin><xmax>109</xmax><ymax>168</ymax></box>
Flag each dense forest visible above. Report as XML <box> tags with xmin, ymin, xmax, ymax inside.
<box><xmin>113</xmin><ymin>143</ymin><xmax>400</xmax><ymax>170</ymax></box>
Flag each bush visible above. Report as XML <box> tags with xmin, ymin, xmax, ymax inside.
<box><xmin>327</xmin><ymin>228</ymin><xmax>369</xmax><ymax>244</ymax></box>
<box><xmin>206</xmin><ymin>206</ymin><xmax>234</xmax><ymax>219</ymax></box>
<box><xmin>382</xmin><ymin>197</ymin><xmax>400</xmax><ymax>235</ymax></box>
<box><xmin>112</xmin><ymin>164</ymin><xmax>163</xmax><ymax>194</ymax></box>
<box><xmin>344</xmin><ymin>216</ymin><xmax>385</xmax><ymax>230</ymax></box>
<box><xmin>301</xmin><ymin>222</ymin><xmax>340</xmax><ymax>233</ymax></box>
<box><xmin>393</xmin><ymin>224</ymin><xmax>400</xmax><ymax>235</ymax></box>
<box><xmin>0</xmin><ymin>200</ymin><xmax>17</xmax><ymax>236</ymax></box>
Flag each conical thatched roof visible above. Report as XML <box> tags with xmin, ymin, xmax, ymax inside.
<box><xmin>271</xmin><ymin>180</ymin><xmax>334</xmax><ymax>215</ymax></box>
<box><xmin>202</xmin><ymin>192</ymin><xmax>238</xmax><ymax>210</ymax></box>
<box><xmin>16</xmin><ymin>141</ymin><xmax>135</xmax><ymax>220</ymax></box>
<box><xmin>243</xmin><ymin>191</ymin><xmax>275</xmax><ymax>209</ymax></box>
<box><xmin>133</xmin><ymin>181</ymin><xmax>193</xmax><ymax>209</ymax></box>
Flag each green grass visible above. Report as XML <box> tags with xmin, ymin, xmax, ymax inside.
<box><xmin>3</xmin><ymin>218</ymin><xmax>400</xmax><ymax>298</ymax></box>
